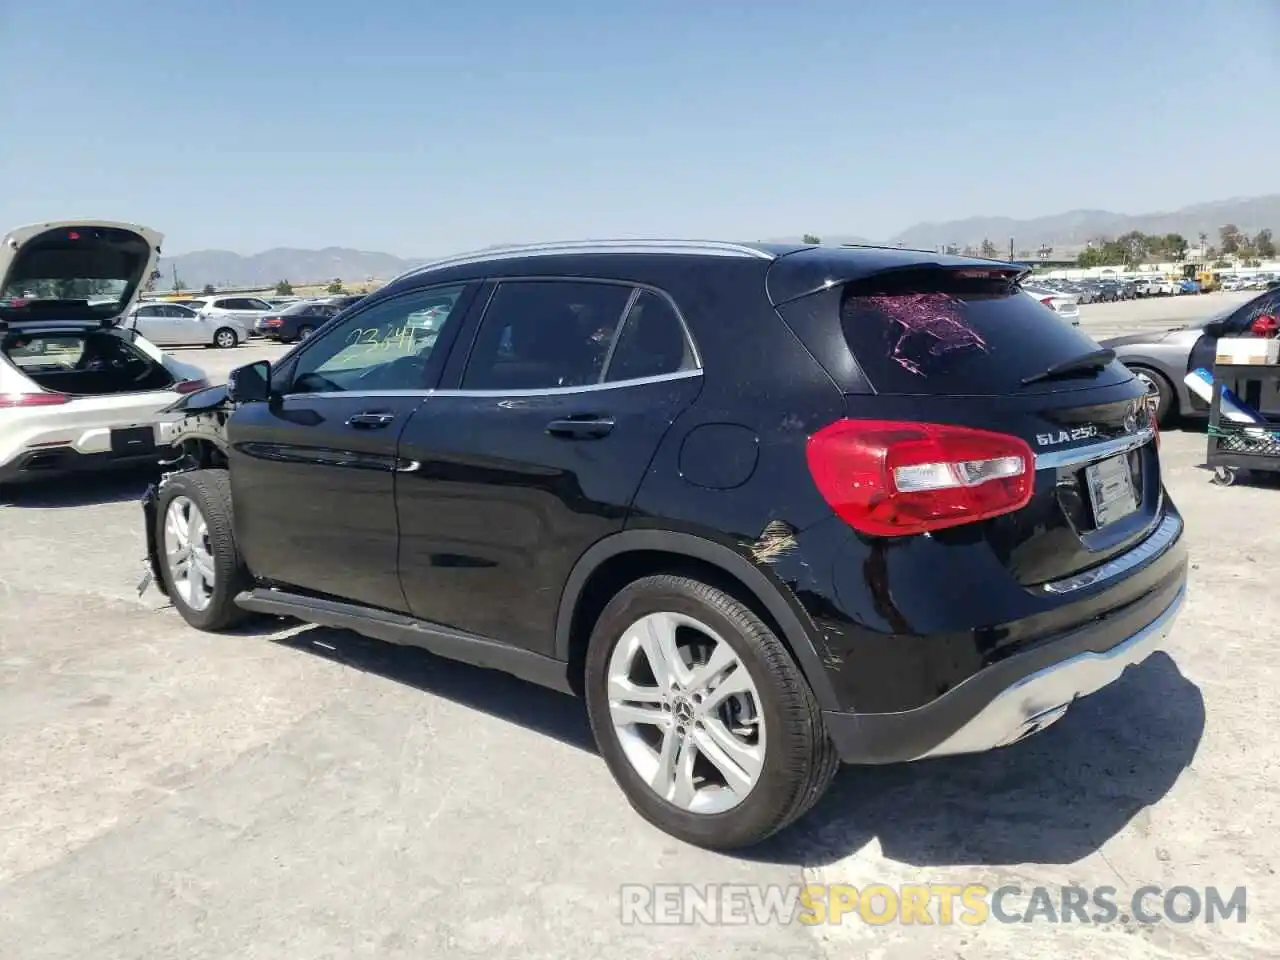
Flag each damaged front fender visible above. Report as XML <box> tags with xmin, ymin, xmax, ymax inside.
<box><xmin>140</xmin><ymin>482</ymin><xmax>168</xmax><ymax>599</ymax></box>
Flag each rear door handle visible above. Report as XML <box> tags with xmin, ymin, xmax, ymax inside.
<box><xmin>546</xmin><ymin>415</ymin><xmax>615</xmax><ymax>439</ymax></box>
<box><xmin>347</xmin><ymin>411</ymin><xmax>396</xmax><ymax>428</ymax></box>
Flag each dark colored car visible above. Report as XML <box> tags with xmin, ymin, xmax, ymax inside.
<box><xmin>141</xmin><ymin>240</ymin><xmax>1187</xmax><ymax>850</ymax></box>
<box><xmin>257</xmin><ymin>295</ymin><xmax>366</xmax><ymax>342</ymax></box>
<box><xmin>256</xmin><ymin>300</ymin><xmax>344</xmax><ymax>343</ymax></box>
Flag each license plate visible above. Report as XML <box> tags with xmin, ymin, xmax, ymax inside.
<box><xmin>110</xmin><ymin>426</ymin><xmax>157</xmax><ymax>458</ymax></box>
<box><xmin>1085</xmin><ymin>454</ymin><xmax>1138</xmax><ymax>526</ymax></box>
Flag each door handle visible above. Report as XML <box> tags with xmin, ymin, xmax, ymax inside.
<box><xmin>347</xmin><ymin>411</ymin><xmax>396</xmax><ymax>428</ymax></box>
<box><xmin>546</xmin><ymin>415</ymin><xmax>615</xmax><ymax>439</ymax></box>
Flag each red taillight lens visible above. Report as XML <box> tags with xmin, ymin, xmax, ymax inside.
<box><xmin>806</xmin><ymin>419</ymin><xmax>1035</xmax><ymax>537</ymax></box>
<box><xmin>1248</xmin><ymin>314</ymin><xmax>1278</xmax><ymax>337</ymax></box>
<box><xmin>174</xmin><ymin>378</ymin><xmax>211</xmax><ymax>394</ymax></box>
<box><xmin>0</xmin><ymin>391</ymin><xmax>71</xmax><ymax>408</ymax></box>
<box><xmin>1039</xmin><ymin>296</ymin><xmax>1056</xmax><ymax>309</ymax></box>
<box><xmin>264</xmin><ymin>318</ymin><xmax>283</xmax><ymax>327</ymax></box>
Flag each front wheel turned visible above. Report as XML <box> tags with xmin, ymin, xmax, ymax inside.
<box><xmin>584</xmin><ymin>574</ymin><xmax>838</xmax><ymax>850</ymax></box>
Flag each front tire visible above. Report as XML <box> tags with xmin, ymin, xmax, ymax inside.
<box><xmin>155</xmin><ymin>469</ymin><xmax>253</xmax><ymax>631</ymax></box>
<box><xmin>213</xmin><ymin>327</ymin><xmax>238</xmax><ymax>349</ymax></box>
<box><xmin>584</xmin><ymin>574</ymin><xmax>838</xmax><ymax>850</ymax></box>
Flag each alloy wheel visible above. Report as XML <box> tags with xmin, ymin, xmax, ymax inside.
<box><xmin>215</xmin><ymin>329</ymin><xmax>237</xmax><ymax>348</ymax></box>
<box><xmin>163</xmin><ymin>495</ymin><xmax>215</xmax><ymax>611</ymax></box>
<box><xmin>606</xmin><ymin>611</ymin><xmax>766</xmax><ymax>814</ymax></box>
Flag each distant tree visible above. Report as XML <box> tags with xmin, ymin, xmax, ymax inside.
<box><xmin>1253</xmin><ymin>228</ymin><xmax>1276</xmax><ymax>259</ymax></box>
<box><xmin>171</xmin><ymin>276</ymin><xmax>185</xmax><ymax>293</ymax></box>
<box><xmin>1197</xmin><ymin>231</ymin><xmax>1209</xmax><ymax>251</ymax></box>
<box><xmin>801</xmin><ymin>233</ymin><xmax>821</xmax><ymax>245</ymax></box>
<box><xmin>275</xmin><ymin>279</ymin><xmax>294</xmax><ymax>295</ymax></box>
<box><xmin>326</xmin><ymin>278</ymin><xmax>345</xmax><ymax>294</ymax></box>
<box><xmin>201</xmin><ymin>284</ymin><xmax>216</xmax><ymax>295</ymax></box>
<box><xmin>1219</xmin><ymin>224</ymin><xmax>1243</xmax><ymax>255</ymax></box>
<box><xmin>1160</xmin><ymin>233</ymin><xmax>1188</xmax><ymax>261</ymax></box>
<box><xmin>979</xmin><ymin>238</ymin><xmax>999</xmax><ymax>258</ymax></box>
<box><xmin>961</xmin><ymin>244</ymin><xmax>979</xmax><ymax>257</ymax></box>
<box><xmin>1212</xmin><ymin>258</ymin><xmax>1231</xmax><ymax>269</ymax></box>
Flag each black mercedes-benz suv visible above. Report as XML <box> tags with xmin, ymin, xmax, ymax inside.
<box><xmin>141</xmin><ymin>239</ymin><xmax>1188</xmax><ymax>850</ymax></box>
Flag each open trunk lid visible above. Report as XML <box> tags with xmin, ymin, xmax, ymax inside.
<box><xmin>0</xmin><ymin>221</ymin><xmax>163</xmax><ymax>328</ymax></box>
<box><xmin>772</xmin><ymin>258</ymin><xmax>1162</xmax><ymax>587</ymax></box>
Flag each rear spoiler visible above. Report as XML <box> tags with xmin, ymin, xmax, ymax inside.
<box><xmin>765</xmin><ymin>246</ymin><xmax>1030</xmax><ymax>306</ymax></box>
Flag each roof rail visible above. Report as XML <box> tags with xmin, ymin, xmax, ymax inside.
<box><xmin>398</xmin><ymin>239</ymin><xmax>776</xmax><ymax>280</ymax></box>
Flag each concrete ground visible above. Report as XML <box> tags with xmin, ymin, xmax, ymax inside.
<box><xmin>1</xmin><ymin>292</ymin><xmax>1275</xmax><ymax>959</ymax></box>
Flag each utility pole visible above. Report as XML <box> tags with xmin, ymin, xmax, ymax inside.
<box><xmin>1009</xmin><ymin>238</ymin><xmax>1015</xmax><ymax>261</ymax></box>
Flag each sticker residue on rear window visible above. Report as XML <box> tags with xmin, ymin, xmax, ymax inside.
<box><xmin>854</xmin><ymin>293</ymin><xmax>988</xmax><ymax>376</ymax></box>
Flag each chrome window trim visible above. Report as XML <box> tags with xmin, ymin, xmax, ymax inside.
<box><xmin>280</xmin><ymin>367</ymin><xmax>704</xmax><ymax>401</ymax></box>
<box><xmin>1034</xmin><ymin>427</ymin><xmax>1155</xmax><ymax>470</ymax></box>
<box><xmin>1039</xmin><ymin>512</ymin><xmax>1182</xmax><ymax>595</ymax></box>
<box><xmin>395</xmin><ymin>239</ymin><xmax>774</xmax><ymax>283</ymax></box>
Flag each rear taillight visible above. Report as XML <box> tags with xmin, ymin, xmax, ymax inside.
<box><xmin>174</xmin><ymin>378</ymin><xmax>211</xmax><ymax>394</ymax></box>
<box><xmin>1039</xmin><ymin>296</ymin><xmax>1056</xmax><ymax>310</ymax></box>
<box><xmin>0</xmin><ymin>391</ymin><xmax>71</xmax><ymax>408</ymax></box>
<box><xmin>806</xmin><ymin>419</ymin><xmax>1035</xmax><ymax>537</ymax></box>
<box><xmin>264</xmin><ymin>318</ymin><xmax>283</xmax><ymax>327</ymax></box>
<box><xmin>1248</xmin><ymin>314</ymin><xmax>1278</xmax><ymax>337</ymax></box>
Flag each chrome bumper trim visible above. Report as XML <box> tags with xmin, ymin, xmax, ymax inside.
<box><xmin>1034</xmin><ymin>427</ymin><xmax>1155</xmax><ymax>470</ymax></box>
<box><xmin>921</xmin><ymin>584</ymin><xmax>1185</xmax><ymax>759</ymax></box>
<box><xmin>1040</xmin><ymin>512</ymin><xmax>1182</xmax><ymax>596</ymax></box>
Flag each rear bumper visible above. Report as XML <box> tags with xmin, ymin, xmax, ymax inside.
<box><xmin>0</xmin><ymin>445</ymin><xmax>160</xmax><ymax>483</ymax></box>
<box><xmin>0</xmin><ymin>419</ymin><xmax>166</xmax><ymax>483</ymax></box>
<box><xmin>824</xmin><ymin>578</ymin><xmax>1186</xmax><ymax>765</ymax></box>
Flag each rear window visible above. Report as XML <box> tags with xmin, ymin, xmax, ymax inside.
<box><xmin>836</xmin><ymin>269</ymin><xmax>1127</xmax><ymax>395</ymax></box>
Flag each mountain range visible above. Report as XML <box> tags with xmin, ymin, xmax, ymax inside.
<box><xmin>160</xmin><ymin>195</ymin><xmax>1280</xmax><ymax>288</ymax></box>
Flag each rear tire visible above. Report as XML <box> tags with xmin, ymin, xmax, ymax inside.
<box><xmin>584</xmin><ymin>574</ymin><xmax>838</xmax><ymax>850</ymax></box>
<box><xmin>213</xmin><ymin>327</ymin><xmax>238</xmax><ymax>349</ymax></box>
<box><xmin>154</xmin><ymin>469</ymin><xmax>253</xmax><ymax>631</ymax></box>
<box><xmin>298</xmin><ymin>325</ymin><xmax>315</xmax><ymax>341</ymax></box>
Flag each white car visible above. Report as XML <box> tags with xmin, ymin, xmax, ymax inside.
<box><xmin>0</xmin><ymin>220</ymin><xmax>210</xmax><ymax>484</ymax></box>
<box><xmin>122</xmin><ymin>301</ymin><xmax>247</xmax><ymax>348</ymax></box>
<box><xmin>1023</xmin><ymin>286</ymin><xmax>1081</xmax><ymax>325</ymax></box>
<box><xmin>180</xmin><ymin>295</ymin><xmax>275</xmax><ymax>339</ymax></box>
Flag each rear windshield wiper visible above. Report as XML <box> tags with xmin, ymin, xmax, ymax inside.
<box><xmin>1019</xmin><ymin>347</ymin><xmax>1116</xmax><ymax>386</ymax></box>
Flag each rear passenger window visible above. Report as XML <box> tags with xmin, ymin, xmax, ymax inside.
<box><xmin>461</xmin><ymin>281</ymin><xmax>631</xmax><ymax>391</ymax></box>
<box><xmin>605</xmin><ymin>290</ymin><xmax>697</xmax><ymax>382</ymax></box>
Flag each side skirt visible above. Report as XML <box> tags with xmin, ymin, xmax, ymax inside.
<box><xmin>234</xmin><ymin>587</ymin><xmax>576</xmax><ymax>695</ymax></box>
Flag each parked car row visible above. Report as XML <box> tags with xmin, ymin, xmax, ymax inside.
<box><xmin>1221</xmin><ymin>272</ymin><xmax>1279</xmax><ymax>292</ymax></box>
<box><xmin>124</xmin><ymin>293</ymin><xmax>369</xmax><ymax>348</ymax></box>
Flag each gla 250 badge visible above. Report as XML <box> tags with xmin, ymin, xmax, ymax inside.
<box><xmin>1035</xmin><ymin>425</ymin><xmax>1100</xmax><ymax>447</ymax></box>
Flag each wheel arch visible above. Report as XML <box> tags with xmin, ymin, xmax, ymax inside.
<box><xmin>1116</xmin><ymin>354</ymin><xmax>1187</xmax><ymax>412</ymax></box>
<box><xmin>555</xmin><ymin>529</ymin><xmax>840</xmax><ymax>711</ymax></box>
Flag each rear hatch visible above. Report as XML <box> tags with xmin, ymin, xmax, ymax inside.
<box><xmin>772</xmin><ymin>259</ymin><xmax>1161</xmax><ymax>588</ymax></box>
<box><xmin>0</xmin><ymin>221</ymin><xmax>163</xmax><ymax>328</ymax></box>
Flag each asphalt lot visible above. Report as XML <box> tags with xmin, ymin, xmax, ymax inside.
<box><xmin>1</xmin><ymin>291</ymin><xmax>1276</xmax><ymax>959</ymax></box>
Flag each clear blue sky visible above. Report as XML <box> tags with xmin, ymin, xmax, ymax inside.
<box><xmin>2</xmin><ymin>0</ymin><xmax>1276</xmax><ymax>256</ymax></box>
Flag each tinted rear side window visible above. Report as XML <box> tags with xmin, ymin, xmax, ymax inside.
<box><xmin>837</xmin><ymin>269</ymin><xmax>1129</xmax><ymax>395</ymax></box>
